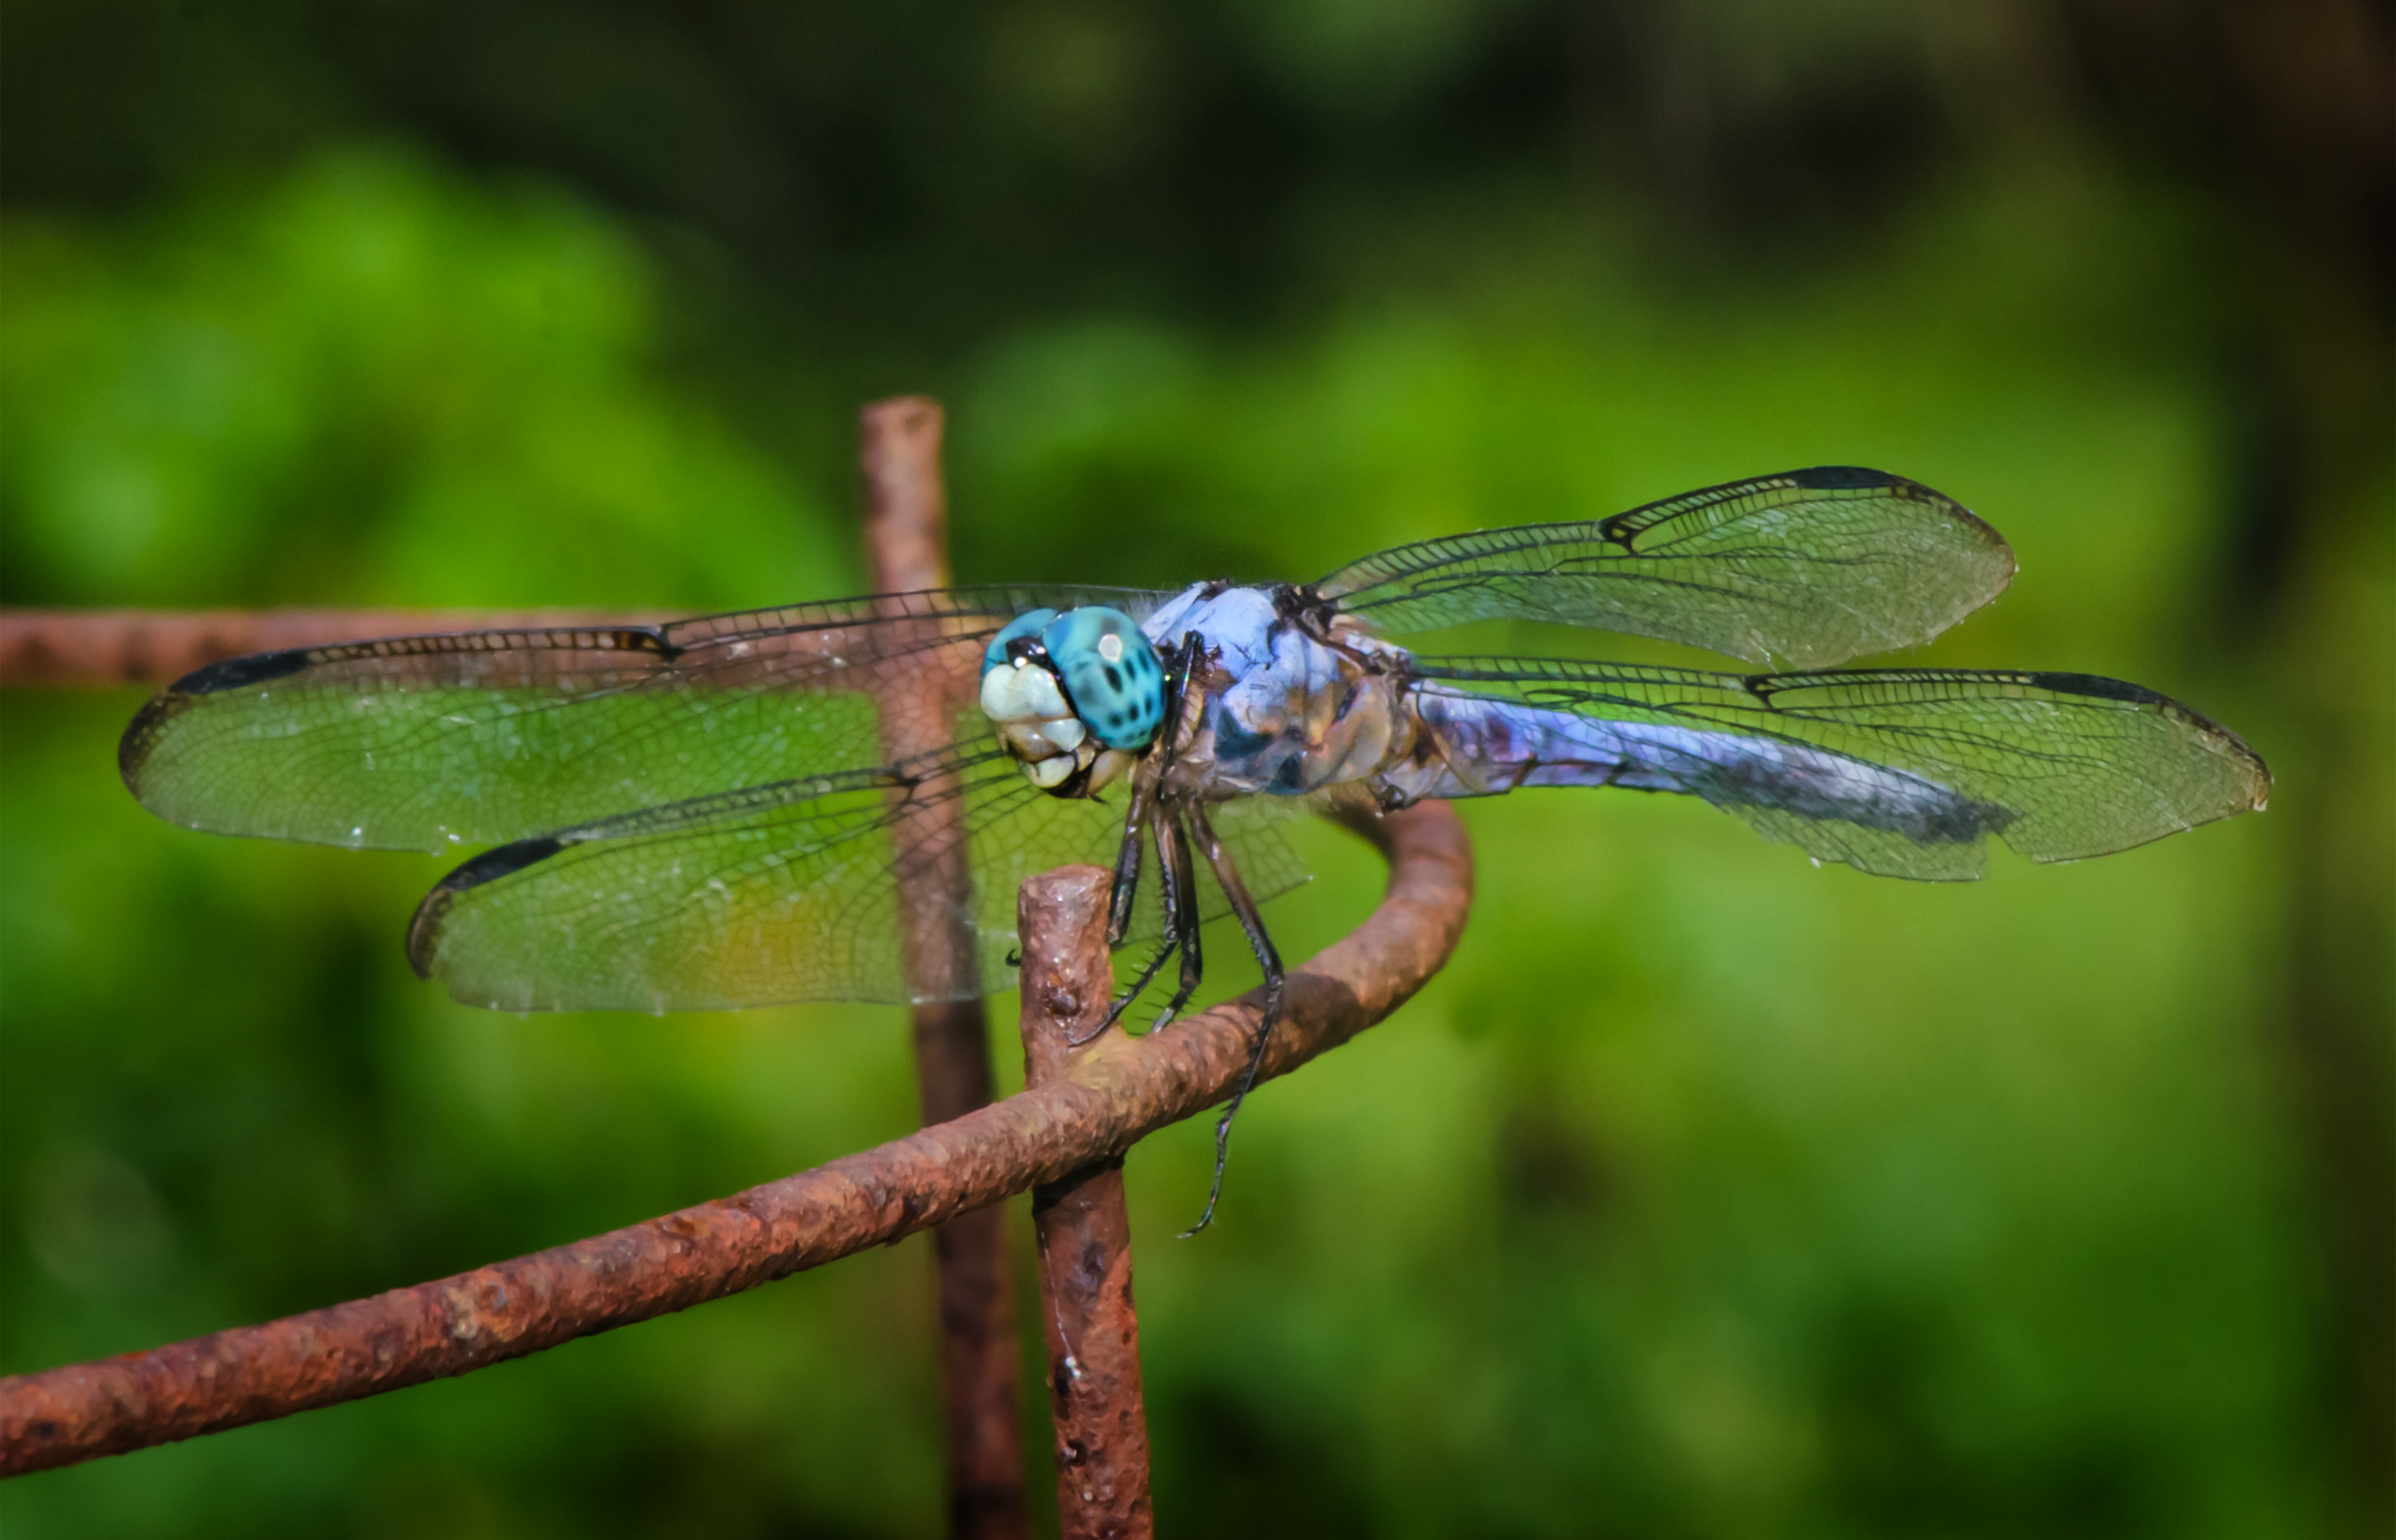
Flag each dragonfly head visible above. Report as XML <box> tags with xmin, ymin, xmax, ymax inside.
<box><xmin>980</xmin><ymin>605</ymin><xmax>1163</xmax><ymax>796</ymax></box>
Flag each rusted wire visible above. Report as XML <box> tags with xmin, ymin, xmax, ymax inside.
<box><xmin>0</xmin><ymin>799</ymin><xmax>1471</xmax><ymax>1475</ymax></box>
<box><xmin>1018</xmin><ymin>868</ymin><xmax>1155</xmax><ymax>1539</ymax></box>
<box><xmin>859</xmin><ymin>395</ymin><xmax>1028</xmax><ymax>1538</ymax></box>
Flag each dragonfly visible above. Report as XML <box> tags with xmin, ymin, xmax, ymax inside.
<box><xmin>120</xmin><ymin>468</ymin><xmax>2270</xmax><ymax>1226</ymax></box>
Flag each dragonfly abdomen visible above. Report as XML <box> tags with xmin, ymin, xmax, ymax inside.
<box><xmin>1384</xmin><ymin>686</ymin><xmax>2008</xmax><ymax>848</ymax></box>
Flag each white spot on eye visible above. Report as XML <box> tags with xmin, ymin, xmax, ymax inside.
<box><xmin>1097</xmin><ymin>633</ymin><xmax>1123</xmax><ymax>663</ymax></box>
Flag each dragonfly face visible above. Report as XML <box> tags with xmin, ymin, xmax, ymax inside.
<box><xmin>978</xmin><ymin>603</ymin><xmax>1163</xmax><ymax>796</ymax></box>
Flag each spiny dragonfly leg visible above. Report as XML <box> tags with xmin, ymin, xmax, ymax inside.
<box><xmin>1082</xmin><ymin>935</ymin><xmax>1180</xmax><ymax>1044</ymax></box>
<box><xmin>1180</xmin><ymin>800</ymin><xmax>1285</xmax><ymax>1238</ymax></box>
<box><xmin>1090</xmin><ymin>634</ymin><xmax>1207</xmax><ymax>1038</ymax></box>
<box><xmin>1148</xmin><ymin>803</ymin><xmax>1206</xmax><ymax>1033</ymax></box>
<box><xmin>1104</xmin><ymin>776</ymin><xmax>1152</xmax><ymax>949</ymax></box>
<box><xmin>1093</xmin><ymin>631</ymin><xmax>1213</xmax><ymax>1028</ymax></box>
<box><xmin>1079</xmin><ymin>799</ymin><xmax>1160</xmax><ymax>1043</ymax></box>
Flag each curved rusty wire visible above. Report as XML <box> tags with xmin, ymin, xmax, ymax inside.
<box><xmin>0</xmin><ymin>800</ymin><xmax>1472</xmax><ymax>1475</ymax></box>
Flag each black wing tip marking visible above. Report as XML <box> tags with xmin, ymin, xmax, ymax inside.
<box><xmin>2022</xmin><ymin>670</ymin><xmax>2166</xmax><ymax>707</ymax></box>
<box><xmin>1782</xmin><ymin>465</ymin><xmax>1958</xmax><ymax>509</ymax></box>
<box><xmin>1786</xmin><ymin>465</ymin><xmax>1900</xmax><ymax>491</ymax></box>
<box><xmin>439</xmin><ymin>836</ymin><xmax>569</xmax><ymax>893</ymax></box>
<box><xmin>122</xmin><ymin>646</ymin><xmax>315</xmax><ymax>795</ymax></box>
<box><xmin>171</xmin><ymin>646</ymin><xmax>317</xmax><ymax>694</ymax></box>
<box><xmin>2025</xmin><ymin>671</ymin><xmax>2274</xmax><ymax>796</ymax></box>
<box><xmin>406</xmin><ymin>836</ymin><xmax>569</xmax><ymax>979</ymax></box>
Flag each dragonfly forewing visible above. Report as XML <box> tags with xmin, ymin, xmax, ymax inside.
<box><xmin>1317</xmin><ymin>468</ymin><xmax>2015</xmax><ymax>667</ymax></box>
<box><xmin>119</xmin><ymin>586</ymin><xmax>1164</xmax><ymax>852</ymax></box>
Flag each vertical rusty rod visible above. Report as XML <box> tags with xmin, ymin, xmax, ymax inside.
<box><xmin>860</xmin><ymin>397</ymin><xmax>1029</xmax><ymax>1539</ymax></box>
<box><xmin>1018</xmin><ymin>866</ymin><xmax>1155</xmax><ymax>1540</ymax></box>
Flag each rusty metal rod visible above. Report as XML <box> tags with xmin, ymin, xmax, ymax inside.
<box><xmin>859</xmin><ymin>396</ymin><xmax>1028</xmax><ymax>1538</ymax></box>
<box><xmin>0</xmin><ymin>800</ymin><xmax>1470</xmax><ymax>1476</ymax></box>
<box><xmin>1018</xmin><ymin>868</ymin><xmax>1154</xmax><ymax>1539</ymax></box>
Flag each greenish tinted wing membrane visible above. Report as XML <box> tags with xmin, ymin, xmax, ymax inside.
<box><xmin>119</xmin><ymin>585</ymin><xmax>1164</xmax><ymax>852</ymax></box>
<box><xmin>407</xmin><ymin>731</ymin><xmax>1313</xmax><ymax>1013</ymax></box>
<box><xmin>1409</xmin><ymin>658</ymin><xmax>2271</xmax><ymax>880</ymax></box>
<box><xmin>408</xmin><ymin>747</ymin><xmax>1052</xmax><ymax>1011</ymax></box>
<box><xmin>1316</xmin><ymin>468</ymin><xmax>2017</xmax><ymax>667</ymax></box>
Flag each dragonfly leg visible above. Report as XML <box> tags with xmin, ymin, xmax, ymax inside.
<box><xmin>1103</xmin><ymin>630</ymin><xmax>1202</xmax><ymax>947</ymax></box>
<box><xmin>1082</xmin><ymin>935</ymin><xmax>1181</xmax><ymax>1043</ymax></box>
<box><xmin>1083</xmin><ymin>790</ymin><xmax>1155</xmax><ymax>1039</ymax></box>
<box><xmin>1104</xmin><ymin>780</ymin><xmax>1152</xmax><ymax>948</ymax></box>
<box><xmin>1180</xmin><ymin>800</ymin><xmax>1285</xmax><ymax>1237</ymax></box>
<box><xmin>1147</xmin><ymin>803</ymin><xmax>1207</xmax><ymax>1033</ymax></box>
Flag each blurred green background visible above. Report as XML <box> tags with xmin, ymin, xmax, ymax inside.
<box><xmin>2</xmin><ymin>2</ymin><xmax>2388</xmax><ymax>1535</ymax></box>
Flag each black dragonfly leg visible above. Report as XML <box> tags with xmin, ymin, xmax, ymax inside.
<box><xmin>1092</xmin><ymin>630</ymin><xmax>1207</xmax><ymax>1035</ymax></box>
<box><xmin>1104</xmin><ymin>777</ymin><xmax>1152</xmax><ymax>949</ymax></box>
<box><xmin>1180</xmin><ymin>800</ymin><xmax>1285</xmax><ymax>1237</ymax></box>
<box><xmin>1083</xmin><ymin>935</ymin><xmax>1180</xmax><ymax>1041</ymax></box>
<box><xmin>1149</xmin><ymin>805</ymin><xmax>1206</xmax><ymax>1032</ymax></box>
<box><xmin>1104</xmin><ymin>631</ymin><xmax>1203</xmax><ymax>941</ymax></box>
<box><xmin>1081</xmin><ymin>809</ymin><xmax>1163</xmax><ymax>1042</ymax></box>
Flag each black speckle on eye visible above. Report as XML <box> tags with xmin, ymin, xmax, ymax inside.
<box><xmin>1104</xmin><ymin>664</ymin><xmax>1123</xmax><ymax>692</ymax></box>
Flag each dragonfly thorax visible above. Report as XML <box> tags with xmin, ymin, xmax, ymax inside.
<box><xmin>978</xmin><ymin>605</ymin><xmax>1163</xmax><ymax>796</ymax></box>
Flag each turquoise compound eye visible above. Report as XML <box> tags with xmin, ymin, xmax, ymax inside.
<box><xmin>982</xmin><ymin>609</ymin><xmax>1059</xmax><ymax>678</ymax></box>
<box><xmin>1041</xmin><ymin>607</ymin><xmax>1164</xmax><ymax>751</ymax></box>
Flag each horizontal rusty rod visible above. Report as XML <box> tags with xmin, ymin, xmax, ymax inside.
<box><xmin>0</xmin><ymin>800</ymin><xmax>1471</xmax><ymax>1476</ymax></box>
<box><xmin>0</xmin><ymin>609</ymin><xmax>680</xmax><ymax>688</ymax></box>
<box><xmin>1019</xmin><ymin>868</ymin><xmax>1154</xmax><ymax>1540</ymax></box>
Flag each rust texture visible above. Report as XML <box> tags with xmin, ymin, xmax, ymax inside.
<box><xmin>859</xmin><ymin>395</ymin><xmax>1027</xmax><ymax>1539</ymax></box>
<box><xmin>0</xmin><ymin>800</ymin><xmax>1471</xmax><ymax>1476</ymax></box>
<box><xmin>0</xmin><ymin>609</ymin><xmax>663</xmax><ymax>687</ymax></box>
<box><xmin>1018</xmin><ymin>868</ymin><xmax>1155</xmax><ymax>1540</ymax></box>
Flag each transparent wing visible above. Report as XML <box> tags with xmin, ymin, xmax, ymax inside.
<box><xmin>119</xmin><ymin>585</ymin><xmax>1167</xmax><ymax>852</ymax></box>
<box><xmin>406</xmin><ymin>741</ymin><xmax>1312</xmax><ymax>1012</ymax></box>
<box><xmin>1406</xmin><ymin>658</ymin><xmax>2271</xmax><ymax>880</ymax></box>
<box><xmin>1316</xmin><ymin>468</ymin><xmax>2015</xmax><ymax>667</ymax></box>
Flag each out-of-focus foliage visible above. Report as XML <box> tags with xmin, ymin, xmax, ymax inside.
<box><xmin>2</xmin><ymin>1</ymin><xmax>2387</xmax><ymax>1536</ymax></box>
<box><xmin>0</xmin><ymin>152</ymin><xmax>845</xmax><ymax>611</ymax></box>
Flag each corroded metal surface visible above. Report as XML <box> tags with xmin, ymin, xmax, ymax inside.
<box><xmin>1019</xmin><ymin>868</ymin><xmax>1154</xmax><ymax>1539</ymax></box>
<box><xmin>0</xmin><ymin>800</ymin><xmax>1471</xmax><ymax>1475</ymax></box>
<box><xmin>861</xmin><ymin>395</ymin><xmax>1028</xmax><ymax>1539</ymax></box>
